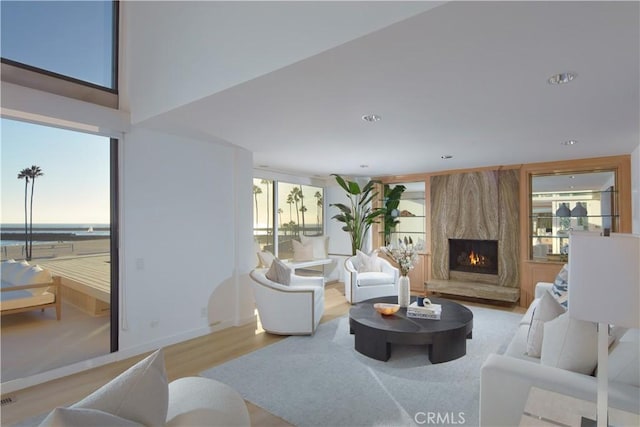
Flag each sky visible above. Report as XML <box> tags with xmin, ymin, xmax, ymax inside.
<box><xmin>1</xmin><ymin>118</ymin><xmax>111</xmax><ymax>224</ymax></box>
<box><xmin>1</xmin><ymin>0</ymin><xmax>114</xmax><ymax>88</ymax></box>
<box><xmin>0</xmin><ymin>2</ymin><xmax>114</xmax><ymax>225</ymax></box>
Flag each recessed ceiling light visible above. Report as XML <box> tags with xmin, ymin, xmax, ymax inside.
<box><xmin>362</xmin><ymin>114</ymin><xmax>381</xmax><ymax>122</ymax></box>
<box><xmin>360</xmin><ymin>164</ymin><xmax>369</xmax><ymax>168</ymax></box>
<box><xmin>441</xmin><ymin>155</ymin><xmax>453</xmax><ymax>159</ymax></box>
<box><xmin>561</xmin><ymin>140</ymin><xmax>578</xmax><ymax>146</ymax></box>
<box><xmin>548</xmin><ymin>72</ymin><xmax>576</xmax><ymax>85</ymax></box>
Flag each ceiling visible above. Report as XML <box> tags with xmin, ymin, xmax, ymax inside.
<box><xmin>140</xmin><ymin>1</ymin><xmax>639</xmax><ymax>180</ymax></box>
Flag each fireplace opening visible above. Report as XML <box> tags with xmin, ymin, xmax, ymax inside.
<box><xmin>449</xmin><ymin>239</ymin><xmax>498</xmax><ymax>275</ymax></box>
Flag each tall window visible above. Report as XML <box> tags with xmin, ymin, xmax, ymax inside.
<box><xmin>253</xmin><ymin>178</ymin><xmax>274</xmax><ymax>254</ymax></box>
<box><xmin>1</xmin><ymin>0</ymin><xmax>118</xmax><ymax>90</ymax></box>
<box><xmin>253</xmin><ymin>178</ymin><xmax>324</xmax><ymax>260</ymax></box>
<box><xmin>0</xmin><ymin>118</ymin><xmax>116</xmax><ymax>382</ymax></box>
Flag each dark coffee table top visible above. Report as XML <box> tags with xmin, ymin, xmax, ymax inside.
<box><xmin>349</xmin><ymin>296</ymin><xmax>473</xmax><ymax>335</ymax></box>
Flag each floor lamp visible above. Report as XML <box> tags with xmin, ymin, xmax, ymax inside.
<box><xmin>568</xmin><ymin>231</ymin><xmax>640</xmax><ymax>427</ymax></box>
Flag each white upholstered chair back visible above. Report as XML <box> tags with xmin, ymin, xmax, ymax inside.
<box><xmin>344</xmin><ymin>256</ymin><xmax>399</xmax><ymax>304</ymax></box>
<box><xmin>249</xmin><ymin>269</ymin><xmax>324</xmax><ymax>335</ymax></box>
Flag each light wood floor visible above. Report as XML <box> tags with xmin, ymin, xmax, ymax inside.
<box><xmin>1</xmin><ymin>282</ymin><xmax>524</xmax><ymax>426</ymax></box>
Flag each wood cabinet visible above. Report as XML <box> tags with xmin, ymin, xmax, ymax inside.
<box><xmin>519</xmin><ymin>155</ymin><xmax>632</xmax><ymax>307</ymax></box>
<box><xmin>374</xmin><ymin>155</ymin><xmax>632</xmax><ymax>307</ymax></box>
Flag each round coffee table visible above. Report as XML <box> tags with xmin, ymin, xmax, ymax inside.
<box><xmin>349</xmin><ymin>296</ymin><xmax>473</xmax><ymax>363</ymax></box>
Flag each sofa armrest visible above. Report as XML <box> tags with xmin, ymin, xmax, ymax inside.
<box><xmin>480</xmin><ymin>354</ymin><xmax>640</xmax><ymax>427</ymax></box>
<box><xmin>534</xmin><ymin>282</ymin><xmax>554</xmax><ymax>299</ymax></box>
<box><xmin>380</xmin><ymin>260</ymin><xmax>399</xmax><ymax>281</ymax></box>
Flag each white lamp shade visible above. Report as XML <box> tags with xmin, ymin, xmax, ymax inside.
<box><xmin>568</xmin><ymin>232</ymin><xmax>640</xmax><ymax>328</ymax></box>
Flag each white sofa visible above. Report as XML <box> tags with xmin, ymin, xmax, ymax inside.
<box><xmin>344</xmin><ymin>255</ymin><xmax>399</xmax><ymax>304</ymax></box>
<box><xmin>39</xmin><ymin>349</ymin><xmax>250</xmax><ymax>426</ymax></box>
<box><xmin>1</xmin><ymin>259</ymin><xmax>61</xmax><ymax>320</ymax></box>
<box><xmin>480</xmin><ymin>282</ymin><xmax>640</xmax><ymax>426</ymax></box>
<box><xmin>250</xmin><ymin>268</ymin><xmax>324</xmax><ymax>335</ymax></box>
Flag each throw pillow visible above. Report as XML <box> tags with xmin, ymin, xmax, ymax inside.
<box><xmin>265</xmin><ymin>258</ymin><xmax>291</xmax><ymax>286</ymax></box>
<box><xmin>526</xmin><ymin>291</ymin><xmax>566</xmax><ymax>357</ymax></box>
<box><xmin>71</xmin><ymin>349</ymin><xmax>168</xmax><ymax>426</ymax></box>
<box><xmin>540</xmin><ymin>312</ymin><xmax>598</xmax><ymax>374</ymax></box>
<box><xmin>40</xmin><ymin>407</ymin><xmax>143</xmax><ymax>427</ymax></box>
<box><xmin>608</xmin><ymin>329</ymin><xmax>640</xmax><ymax>387</ymax></box>
<box><xmin>551</xmin><ymin>264</ymin><xmax>569</xmax><ymax>308</ymax></box>
<box><xmin>257</xmin><ymin>250</ymin><xmax>275</xmax><ymax>268</ymax></box>
<box><xmin>292</xmin><ymin>240</ymin><xmax>314</xmax><ymax>261</ymax></box>
<box><xmin>356</xmin><ymin>250</ymin><xmax>381</xmax><ymax>273</ymax></box>
<box><xmin>300</xmin><ymin>235</ymin><xmax>329</xmax><ymax>259</ymax></box>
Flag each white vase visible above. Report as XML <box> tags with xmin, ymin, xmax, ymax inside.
<box><xmin>398</xmin><ymin>275</ymin><xmax>410</xmax><ymax>307</ymax></box>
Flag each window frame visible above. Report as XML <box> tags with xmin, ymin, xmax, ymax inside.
<box><xmin>0</xmin><ymin>1</ymin><xmax>119</xmax><ymax>108</ymax></box>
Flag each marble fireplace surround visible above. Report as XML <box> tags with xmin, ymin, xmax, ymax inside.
<box><xmin>428</xmin><ymin>169</ymin><xmax>520</xmax><ymax>302</ymax></box>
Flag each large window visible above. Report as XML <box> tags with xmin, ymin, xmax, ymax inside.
<box><xmin>1</xmin><ymin>0</ymin><xmax>118</xmax><ymax>91</ymax></box>
<box><xmin>253</xmin><ymin>178</ymin><xmax>324</xmax><ymax>260</ymax></box>
<box><xmin>0</xmin><ymin>118</ymin><xmax>117</xmax><ymax>382</ymax></box>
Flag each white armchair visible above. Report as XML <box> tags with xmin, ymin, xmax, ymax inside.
<box><xmin>249</xmin><ymin>268</ymin><xmax>324</xmax><ymax>335</ymax></box>
<box><xmin>344</xmin><ymin>256</ymin><xmax>399</xmax><ymax>304</ymax></box>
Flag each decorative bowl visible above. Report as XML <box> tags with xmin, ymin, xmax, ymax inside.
<box><xmin>374</xmin><ymin>303</ymin><xmax>400</xmax><ymax>315</ymax></box>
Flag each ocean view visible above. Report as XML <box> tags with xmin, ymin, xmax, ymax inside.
<box><xmin>0</xmin><ymin>224</ymin><xmax>110</xmax><ymax>246</ymax></box>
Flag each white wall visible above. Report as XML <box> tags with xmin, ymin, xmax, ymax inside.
<box><xmin>632</xmin><ymin>143</ymin><xmax>640</xmax><ymax>234</ymax></box>
<box><xmin>0</xmin><ymin>81</ymin><xmax>256</xmax><ymax>390</ymax></box>
<box><xmin>120</xmin><ymin>128</ymin><xmax>255</xmax><ymax>351</ymax></box>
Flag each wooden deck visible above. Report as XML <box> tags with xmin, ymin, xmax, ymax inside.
<box><xmin>39</xmin><ymin>255</ymin><xmax>111</xmax><ymax>316</ymax></box>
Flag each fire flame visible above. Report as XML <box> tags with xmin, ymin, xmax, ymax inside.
<box><xmin>469</xmin><ymin>250</ymin><xmax>480</xmax><ymax>265</ymax></box>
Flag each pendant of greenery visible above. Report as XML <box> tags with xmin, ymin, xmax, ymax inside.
<box><xmin>330</xmin><ymin>174</ymin><xmax>385</xmax><ymax>255</ymax></box>
<box><xmin>383</xmin><ymin>184</ymin><xmax>406</xmax><ymax>246</ymax></box>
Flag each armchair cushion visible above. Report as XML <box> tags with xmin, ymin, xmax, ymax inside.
<box><xmin>357</xmin><ymin>271</ymin><xmax>396</xmax><ymax>287</ymax></box>
<box><xmin>265</xmin><ymin>258</ymin><xmax>291</xmax><ymax>286</ymax></box>
<box><xmin>18</xmin><ymin>265</ymin><xmax>53</xmax><ymax>295</ymax></box>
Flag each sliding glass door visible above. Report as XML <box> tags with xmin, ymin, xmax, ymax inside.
<box><xmin>0</xmin><ymin>118</ymin><xmax>117</xmax><ymax>382</ymax></box>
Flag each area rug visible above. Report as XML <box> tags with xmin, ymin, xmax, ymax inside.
<box><xmin>200</xmin><ymin>305</ymin><xmax>521</xmax><ymax>427</ymax></box>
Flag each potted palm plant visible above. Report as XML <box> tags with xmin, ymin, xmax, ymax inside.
<box><xmin>330</xmin><ymin>174</ymin><xmax>385</xmax><ymax>255</ymax></box>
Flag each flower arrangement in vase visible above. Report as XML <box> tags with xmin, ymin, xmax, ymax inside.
<box><xmin>380</xmin><ymin>236</ymin><xmax>423</xmax><ymax>276</ymax></box>
<box><xmin>380</xmin><ymin>237</ymin><xmax>423</xmax><ymax>307</ymax></box>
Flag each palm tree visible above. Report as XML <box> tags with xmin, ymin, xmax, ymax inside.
<box><xmin>260</xmin><ymin>179</ymin><xmax>270</xmax><ymax>231</ymax></box>
<box><xmin>26</xmin><ymin>165</ymin><xmax>43</xmax><ymax>260</ymax></box>
<box><xmin>299</xmin><ymin>205</ymin><xmax>308</xmax><ymax>235</ymax></box>
<box><xmin>314</xmin><ymin>191</ymin><xmax>323</xmax><ymax>230</ymax></box>
<box><xmin>17</xmin><ymin>168</ymin><xmax>30</xmax><ymax>257</ymax></box>
<box><xmin>297</xmin><ymin>186</ymin><xmax>306</xmax><ymax>235</ymax></box>
<box><xmin>286</xmin><ymin>193</ymin><xmax>295</xmax><ymax>227</ymax></box>
<box><xmin>253</xmin><ymin>185</ymin><xmax>262</xmax><ymax>226</ymax></box>
<box><xmin>277</xmin><ymin>208</ymin><xmax>283</xmax><ymax>228</ymax></box>
<box><xmin>289</xmin><ymin>187</ymin><xmax>301</xmax><ymax>234</ymax></box>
